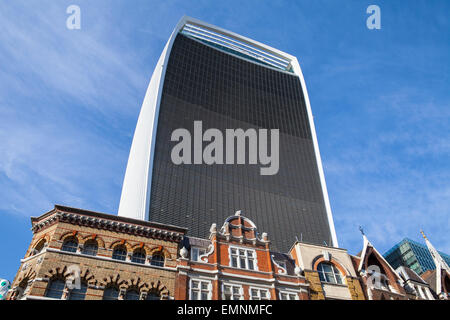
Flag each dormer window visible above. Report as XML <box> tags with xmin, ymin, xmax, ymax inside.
<box><xmin>317</xmin><ymin>262</ymin><xmax>343</xmax><ymax>284</ymax></box>
<box><xmin>229</xmin><ymin>247</ymin><xmax>257</xmax><ymax>270</ymax></box>
<box><xmin>191</xmin><ymin>247</ymin><xmax>206</xmax><ymax>262</ymax></box>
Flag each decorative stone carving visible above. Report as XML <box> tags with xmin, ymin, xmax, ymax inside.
<box><xmin>322</xmin><ymin>250</ymin><xmax>331</xmax><ymax>261</ymax></box>
<box><xmin>199</xmin><ymin>244</ymin><xmax>214</xmax><ymax>263</ymax></box>
<box><xmin>179</xmin><ymin>246</ymin><xmax>188</xmax><ymax>259</ymax></box>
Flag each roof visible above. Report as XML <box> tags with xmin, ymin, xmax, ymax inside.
<box><xmin>357</xmin><ymin>235</ymin><xmax>403</xmax><ymax>282</ymax></box>
<box><xmin>182</xmin><ymin>236</ymin><xmax>211</xmax><ymax>249</ymax></box>
<box><xmin>396</xmin><ymin>266</ymin><xmax>427</xmax><ymax>284</ymax></box>
<box><xmin>421</xmin><ymin>269</ymin><xmax>437</xmax><ymax>293</ymax></box>
<box><xmin>270</xmin><ymin>251</ymin><xmax>297</xmax><ymax>275</ymax></box>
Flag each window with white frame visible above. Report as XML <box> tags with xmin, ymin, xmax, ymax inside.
<box><xmin>229</xmin><ymin>247</ymin><xmax>257</xmax><ymax>270</ymax></box>
<box><xmin>317</xmin><ymin>262</ymin><xmax>343</xmax><ymax>285</ymax></box>
<box><xmin>279</xmin><ymin>291</ymin><xmax>298</xmax><ymax>300</ymax></box>
<box><xmin>189</xmin><ymin>279</ymin><xmax>211</xmax><ymax>300</ymax></box>
<box><xmin>222</xmin><ymin>284</ymin><xmax>243</xmax><ymax>300</ymax></box>
<box><xmin>249</xmin><ymin>287</ymin><xmax>270</xmax><ymax>300</ymax></box>
<box><xmin>191</xmin><ymin>247</ymin><xmax>206</xmax><ymax>262</ymax></box>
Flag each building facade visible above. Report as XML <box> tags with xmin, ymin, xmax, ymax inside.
<box><xmin>396</xmin><ymin>266</ymin><xmax>434</xmax><ymax>300</ymax></box>
<box><xmin>118</xmin><ymin>16</ymin><xmax>338</xmax><ymax>252</ymax></box>
<box><xmin>175</xmin><ymin>211</ymin><xmax>310</xmax><ymax>300</ymax></box>
<box><xmin>289</xmin><ymin>241</ymin><xmax>365</xmax><ymax>300</ymax></box>
<box><xmin>384</xmin><ymin>238</ymin><xmax>450</xmax><ymax>275</ymax></box>
<box><xmin>8</xmin><ymin>205</ymin><xmax>186</xmax><ymax>300</ymax></box>
<box><xmin>8</xmin><ymin>205</ymin><xmax>442</xmax><ymax>301</ymax></box>
<box><xmin>8</xmin><ymin>206</ymin><xmax>312</xmax><ymax>300</ymax></box>
<box><xmin>350</xmin><ymin>234</ymin><xmax>409</xmax><ymax>300</ymax></box>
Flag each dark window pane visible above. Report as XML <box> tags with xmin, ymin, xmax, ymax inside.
<box><xmin>61</xmin><ymin>239</ymin><xmax>78</xmax><ymax>253</ymax></box>
<box><xmin>45</xmin><ymin>280</ymin><xmax>65</xmax><ymax>299</ymax></box>
<box><xmin>103</xmin><ymin>287</ymin><xmax>119</xmax><ymax>300</ymax></box>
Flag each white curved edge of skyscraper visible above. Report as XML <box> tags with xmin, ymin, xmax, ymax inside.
<box><xmin>117</xmin><ymin>15</ymin><xmax>339</xmax><ymax>248</ymax></box>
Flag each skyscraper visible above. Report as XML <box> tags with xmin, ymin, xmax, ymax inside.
<box><xmin>384</xmin><ymin>238</ymin><xmax>450</xmax><ymax>275</ymax></box>
<box><xmin>118</xmin><ymin>16</ymin><xmax>338</xmax><ymax>251</ymax></box>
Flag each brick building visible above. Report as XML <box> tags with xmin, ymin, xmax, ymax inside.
<box><xmin>289</xmin><ymin>241</ymin><xmax>365</xmax><ymax>300</ymax></box>
<box><xmin>350</xmin><ymin>233</ymin><xmax>410</xmax><ymax>300</ymax></box>
<box><xmin>8</xmin><ymin>205</ymin><xmax>186</xmax><ymax>300</ymax></box>
<box><xmin>7</xmin><ymin>205</ymin><xmax>440</xmax><ymax>301</ymax></box>
<box><xmin>175</xmin><ymin>210</ymin><xmax>310</xmax><ymax>300</ymax></box>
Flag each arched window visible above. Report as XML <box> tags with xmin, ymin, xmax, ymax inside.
<box><xmin>33</xmin><ymin>239</ymin><xmax>46</xmax><ymax>255</ymax></box>
<box><xmin>61</xmin><ymin>237</ymin><xmax>78</xmax><ymax>253</ymax></box>
<box><xmin>82</xmin><ymin>240</ymin><xmax>98</xmax><ymax>256</ymax></box>
<box><xmin>150</xmin><ymin>252</ymin><xmax>165</xmax><ymax>267</ymax></box>
<box><xmin>103</xmin><ymin>286</ymin><xmax>120</xmax><ymax>300</ymax></box>
<box><xmin>45</xmin><ymin>279</ymin><xmax>66</xmax><ymax>299</ymax></box>
<box><xmin>317</xmin><ymin>262</ymin><xmax>343</xmax><ymax>284</ymax></box>
<box><xmin>131</xmin><ymin>248</ymin><xmax>146</xmax><ymax>264</ymax></box>
<box><xmin>112</xmin><ymin>245</ymin><xmax>127</xmax><ymax>261</ymax></box>
<box><xmin>124</xmin><ymin>289</ymin><xmax>140</xmax><ymax>300</ymax></box>
<box><xmin>68</xmin><ymin>282</ymin><xmax>88</xmax><ymax>300</ymax></box>
<box><xmin>15</xmin><ymin>279</ymin><xmax>30</xmax><ymax>299</ymax></box>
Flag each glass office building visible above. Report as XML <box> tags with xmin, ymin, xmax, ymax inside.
<box><xmin>384</xmin><ymin>238</ymin><xmax>450</xmax><ymax>275</ymax></box>
<box><xmin>118</xmin><ymin>17</ymin><xmax>338</xmax><ymax>252</ymax></box>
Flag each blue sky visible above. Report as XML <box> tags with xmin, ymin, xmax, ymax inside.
<box><xmin>0</xmin><ymin>0</ymin><xmax>449</xmax><ymax>281</ymax></box>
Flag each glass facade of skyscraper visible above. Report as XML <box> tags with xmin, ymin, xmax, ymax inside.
<box><xmin>384</xmin><ymin>238</ymin><xmax>450</xmax><ymax>275</ymax></box>
<box><xmin>148</xmin><ymin>33</ymin><xmax>333</xmax><ymax>252</ymax></box>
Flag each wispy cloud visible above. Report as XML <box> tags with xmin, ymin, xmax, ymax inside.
<box><xmin>0</xmin><ymin>1</ymin><xmax>448</xmax><ymax>283</ymax></box>
<box><xmin>0</xmin><ymin>1</ymin><xmax>156</xmax><ymax>219</ymax></box>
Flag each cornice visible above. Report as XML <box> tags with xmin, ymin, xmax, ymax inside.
<box><xmin>31</xmin><ymin>209</ymin><xmax>185</xmax><ymax>243</ymax></box>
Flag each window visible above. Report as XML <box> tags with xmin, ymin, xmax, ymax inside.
<box><xmin>112</xmin><ymin>245</ymin><xmax>127</xmax><ymax>261</ymax></box>
<box><xmin>125</xmin><ymin>289</ymin><xmax>140</xmax><ymax>300</ymax></box>
<box><xmin>191</xmin><ymin>247</ymin><xmax>206</xmax><ymax>262</ymax></box>
<box><xmin>275</xmin><ymin>260</ymin><xmax>287</xmax><ymax>270</ymax></box>
<box><xmin>103</xmin><ymin>286</ymin><xmax>120</xmax><ymax>300</ymax></box>
<box><xmin>249</xmin><ymin>288</ymin><xmax>270</xmax><ymax>300</ymax></box>
<box><xmin>61</xmin><ymin>238</ymin><xmax>78</xmax><ymax>253</ymax></box>
<box><xmin>16</xmin><ymin>279</ymin><xmax>30</xmax><ymax>299</ymax></box>
<box><xmin>33</xmin><ymin>240</ymin><xmax>46</xmax><ymax>255</ymax></box>
<box><xmin>229</xmin><ymin>247</ymin><xmax>257</xmax><ymax>270</ymax></box>
<box><xmin>69</xmin><ymin>282</ymin><xmax>87</xmax><ymax>300</ymax></box>
<box><xmin>82</xmin><ymin>240</ymin><xmax>98</xmax><ymax>256</ymax></box>
<box><xmin>279</xmin><ymin>291</ymin><xmax>298</xmax><ymax>300</ymax></box>
<box><xmin>150</xmin><ymin>252</ymin><xmax>165</xmax><ymax>267</ymax></box>
<box><xmin>222</xmin><ymin>284</ymin><xmax>242</xmax><ymax>300</ymax></box>
<box><xmin>317</xmin><ymin>262</ymin><xmax>343</xmax><ymax>284</ymax></box>
<box><xmin>146</xmin><ymin>291</ymin><xmax>160</xmax><ymax>300</ymax></box>
<box><xmin>189</xmin><ymin>279</ymin><xmax>211</xmax><ymax>300</ymax></box>
<box><xmin>45</xmin><ymin>279</ymin><xmax>65</xmax><ymax>299</ymax></box>
<box><xmin>131</xmin><ymin>248</ymin><xmax>146</xmax><ymax>264</ymax></box>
